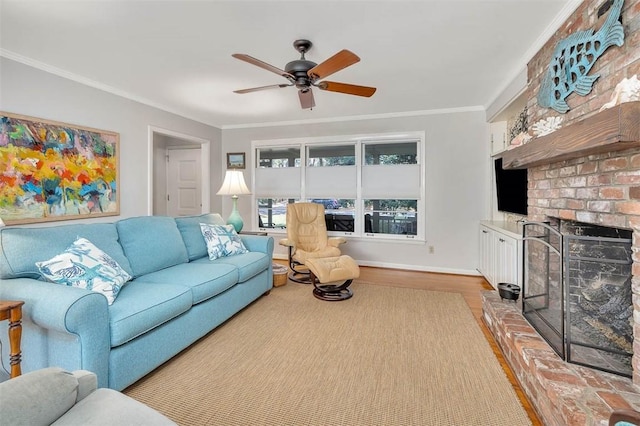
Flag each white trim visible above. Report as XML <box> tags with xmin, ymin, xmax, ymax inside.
<box><xmin>254</xmin><ymin>131</ymin><xmax>425</xmax><ymax>146</ymax></box>
<box><xmin>222</xmin><ymin>106</ymin><xmax>485</xmax><ymax>130</ymax></box>
<box><xmin>356</xmin><ymin>260</ymin><xmax>481</xmax><ymax>277</ymax></box>
<box><xmin>272</xmin><ymin>253</ymin><xmax>480</xmax><ymax>277</ymax></box>
<box><xmin>485</xmin><ymin>68</ymin><xmax>528</xmax><ymax>122</ymax></box>
<box><xmin>0</xmin><ymin>49</ymin><xmax>222</xmax><ymax>128</ymax></box>
<box><xmin>484</xmin><ymin>0</ymin><xmax>583</xmax><ymax>112</ymax></box>
<box><xmin>147</xmin><ymin>125</ymin><xmax>211</xmax><ymax>215</ymax></box>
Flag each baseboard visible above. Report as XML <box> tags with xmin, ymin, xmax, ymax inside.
<box><xmin>272</xmin><ymin>254</ymin><xmax>480</xmax><ymax>277</ymax></box>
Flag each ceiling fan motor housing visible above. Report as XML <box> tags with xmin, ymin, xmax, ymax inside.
<box><xmin>285</xmin><ymin>59</ymin><xmax>317</xmax><ymax>88</ymax></box>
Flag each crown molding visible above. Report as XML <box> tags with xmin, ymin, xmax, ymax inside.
<box><xmin>220</xmin><ymin>105</ymin><xmax>486</xmax><ymax>130</ymax></box>
<box><xmin>0</xmin><ymin>49</ymin><xmax>221</xmax><ymax>127</ymax></box>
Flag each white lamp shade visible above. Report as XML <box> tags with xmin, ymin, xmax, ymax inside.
<box><xmin>0</xmin><ymin>218</ymin><xmax>4</xmax><ymax>227</ymax></box>
<box><xmin>217</xmin><ymin>170</ymin><xmax>251</xmax><ymax>196</ymax></box>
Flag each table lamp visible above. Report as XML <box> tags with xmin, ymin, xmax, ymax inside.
<box><xmin>216</xmin><ymin>170</ymin><xmax>251</xmax><ymax>232</ymax></box>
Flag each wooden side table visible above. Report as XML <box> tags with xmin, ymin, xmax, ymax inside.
<box><xmin>0</xmin><ymin>300</ymin><xmax>25</xmax><ymax>378</ymax></box>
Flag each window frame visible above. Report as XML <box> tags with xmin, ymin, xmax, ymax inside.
<box><xmin>250</xmin><ymin>132</ymin><xmax>425</xmax><ymax>241</ymax></box>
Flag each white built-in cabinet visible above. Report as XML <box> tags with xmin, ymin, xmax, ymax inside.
<box><xmin>490</xmin><ymin>121</ymin><xmax>508</xmax><ymax>155</ymax></box>
<box><xmin>478</xmin><ymin>221</ymin><xmax>523</xmax><ymax>290</ymax></box>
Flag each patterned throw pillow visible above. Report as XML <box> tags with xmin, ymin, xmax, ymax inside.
<box><xmin>200</xmin><ymin>223</ymin><xmax>249</xmax><ymax>260</ymax></box>
<box><xmin>36</xmin><ymin>237</ymin><xmax>132</xmax><ymax>305</ymax></box>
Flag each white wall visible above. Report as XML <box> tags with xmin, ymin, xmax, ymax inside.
<box><xmin>0</xmin><ymin>58</ymin><xmax>223</xmax><ymax>223</ymax></box>
<box><xmin>222</xmin><ymin>111</ymin><xmax>491</xmax><ymax>275</ymax></box>
<box><xmin>1</xmin><ymin>57</ymin><xmax>492</xmax><ymax>274</ymax></box>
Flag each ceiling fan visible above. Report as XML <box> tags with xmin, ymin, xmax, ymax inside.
<box><xmin>232</xmin><ymin>39</ymin><xmax>376</xmax><ymax>109</ymax></box>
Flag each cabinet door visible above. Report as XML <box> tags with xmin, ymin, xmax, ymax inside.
<box><xmin>495</xmin><ymin>234</ymin><xmax>518</xmax><ymax>285</ymax></box>
<box><xmin>490</xmin><ymin>121</ymin><xmax>508</xmax><ymax>155</ymax></box>
<box><xmin>478</xmin><ymin>226</ymin><xmax>495</xmax><ymax>287</ymax></box>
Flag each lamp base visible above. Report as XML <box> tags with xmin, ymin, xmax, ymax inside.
<box><xmin>227</xmin><ymin>195</ymin><xmax>244</xmax><ymax>233</ymax></box>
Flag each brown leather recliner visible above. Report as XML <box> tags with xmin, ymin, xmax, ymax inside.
<box><xmin>279</xmin><ymin>202</ymin><xmax>346</xmax><ymax>283</ymax></box>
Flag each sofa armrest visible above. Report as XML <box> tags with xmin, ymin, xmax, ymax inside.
<box><xmin>73</xmin><ymin>370</ymin><xmax>98</xmax><ymax>402</ymax></box>
<box><xmin>0</xmin><ymin>278</ymin><xmax>111</xmax><ymax>388</ymax></box>
<box><xmin>239</xmin><ymin>235</ymin><xmax>274</xmax><ymax>256</ymax></box>
<box><xmin>0</xmin><ymin>367</ymin><xmax>83</xmax><ymax>425</ymax></box>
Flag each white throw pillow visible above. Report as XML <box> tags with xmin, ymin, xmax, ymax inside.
<box><xmin>36</xmin><ymin>237</ymin><xmax>132</xmax><ymax>305</ymax></box>
<box><xmin>200</xmin><ymin>223</ymin><xmax>249</xmax><ymax>260</ymax></box>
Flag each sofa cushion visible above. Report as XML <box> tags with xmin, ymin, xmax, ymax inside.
<box><xmin>200</xmin><ymin>223</ymin><xmax>248</xmax><ymax>260</ymax></box>
<box><xmin>108</xmin><ymin>281</ymin><xmax>192</xmax><ymax>347</ymax></box>
<box><xmin>116</xmin><ymin>216</ymin><xmax>189</xmax><ymax>277</ymax></box>
<box><xmin>0</xmin><ymin>223</ymin><xmax>132</xmax><ymax>280</ymax></box>
<box><xmin>36</xmin><ymin>238</ymin><xmax>132</xmax><ymax>305</ymax></box>
<box><xmin>194</xmin><ymin>251</ymin><xmax>270</xmax><ymax>283</ymax></box>
<box><xmin>175</xmin><ymin>213</ymin><xmax>226</xmax><ymax>261</ymax></box>
<box><xmin>140</xmin><ymin>262</ymin><xmax>238</xmax><ymax>304</ymax></box>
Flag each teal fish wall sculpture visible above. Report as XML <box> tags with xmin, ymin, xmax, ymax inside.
<box><xmin>537</xmin><ymin>0</ymin><xmax>625</xmax><ymax>113</ymax></box>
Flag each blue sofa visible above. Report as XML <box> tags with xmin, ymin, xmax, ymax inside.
<box><xmin>0</xmin><ymin>214</ymin><xmax>274</xmax><ymax>390</ymax></box>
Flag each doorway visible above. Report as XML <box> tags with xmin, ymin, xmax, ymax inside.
<box><xmin>148</xmin><ymin>126</ymin><xmax>210</xmax><ymax>216</ymax></box>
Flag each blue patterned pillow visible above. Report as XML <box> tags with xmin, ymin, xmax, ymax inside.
<box><xmin>35</xmin><ymin>237</ymin><xmax>132</xmax><ymax>305</ymax></box>
<box><xmin>200</xmin><ymin>223</ymin><xmax>249</xmax><ymax>260</ymax></box>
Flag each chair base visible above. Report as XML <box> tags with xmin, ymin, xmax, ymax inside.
<box><xmin>287</xmin><ymin>256</ymin><xmax>313</xmax><ymax>284</ymax></box>
<box><xmin>288</xmin><ymin>270</ymin><xmax>312</xmax><ymax>284</ymax></box>
<box><xmin>312</xmin><ymin>280</ymin><xmax>353</xmax><ymax>301</ymax></box>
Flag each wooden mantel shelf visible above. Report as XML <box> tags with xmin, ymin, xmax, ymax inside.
<box><xmin>501</xmin><ymin>101</ymin><xmax>640</xmax><ymax>169</ymax></box>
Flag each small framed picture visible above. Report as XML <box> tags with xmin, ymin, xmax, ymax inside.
<box><xmin>227</xmin><ymin>152</ymin><xmax>246</xmax><ymax>169</ymax></box>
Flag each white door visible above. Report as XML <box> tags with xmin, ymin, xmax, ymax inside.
<box><xmin>167</xmin><ymin>148</ymin><xmax>202</xmax><ymax>217</ymax></box>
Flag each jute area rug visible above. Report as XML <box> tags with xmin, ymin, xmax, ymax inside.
<box><xmin>124</xmin><ymin>282</ymin><xmax>531</xmax><ymax>425</ymax></box>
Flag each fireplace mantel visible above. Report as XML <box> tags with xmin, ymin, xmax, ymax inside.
<box><xmin>501</xmin><ymin>101</ymin><xmax>640</xmax><ymax>169</ymax></box>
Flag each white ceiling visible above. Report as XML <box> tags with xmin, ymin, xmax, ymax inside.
<box><xmin>0</xmin><ymin>0</ymin><xmax>579</xmax><ymax>128</ymax></box>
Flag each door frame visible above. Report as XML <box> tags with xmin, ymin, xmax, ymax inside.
<box><xmin>147</xmin><ymin>126</ymin><xmax>210</xmax><ymax>215</ymax></box>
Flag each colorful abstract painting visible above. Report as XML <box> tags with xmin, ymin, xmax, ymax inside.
<box><xmin>0</xmin><ymin>112</ymin><xmax>119</xmax><ymax>225</ymax></box>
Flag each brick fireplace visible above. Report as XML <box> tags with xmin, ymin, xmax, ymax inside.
<box><xmin>482</xmin><ymin>1</ymin><xmax>640</xmax><ymax>422</ymax></box>
<box><xmin>484</xmin><ymin>102</ymin><xmax>640</xmax><ymax>425</ymax></box>
<box><xmin>524</xmin><ymin>139</ymin><xmax>640</xmax><ymax>380</ymax></box>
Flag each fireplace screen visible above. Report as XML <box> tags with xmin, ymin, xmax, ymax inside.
<box><xmin>523</xmin><ymin>220</ymin><xmax>633</xmax><ymax>377</ymax></box>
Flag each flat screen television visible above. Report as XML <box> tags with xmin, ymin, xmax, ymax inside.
<box><xmin>494</xmin><ymin>157</ymin><xmax>528</xmax><ymax>216</ymax></box>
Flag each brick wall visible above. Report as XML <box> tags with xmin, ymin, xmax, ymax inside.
<box><xmin>526</xmin><ymin>0</ymin><xmax>639</xmax><ymax>128</ymax></box>
<box><xmin>527</xmin><ymin>149</ymin><xmax>640</xmax><ymax>228</ymax></box>
<box><xmin>522</xmin><ymin>0</ymin><xmax>640</xmax><ymax>384</ymax></box>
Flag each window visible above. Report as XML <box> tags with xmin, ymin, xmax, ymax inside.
<box><xmin>252</xmin><ymin>133</ymin><xmax>424</xmax><ymax>240</ymax></box>
<box><xmin>257</xmin><ymin>147</ymin><xmax>300</xmax><ymax>168</ymax></box>
<box><xmin>364</xmin><ymin>200</ymin><xmax>417</xmax><ymax>236</ymax></box>
<box><xmin>307</xmin><ymin>145</ymin><xmax>355</xmax><ymax>166</ymax></box>
<box><xmin>364</xmin><ymin>142</ymin><xmax>417</xmax><ymax>165</ymax></box>
<box><xmin>311</xmin><ymin>199</ymin><xmax>355</xmax><ymax>232</ymax></box>
<box><xmin>257</xmin><ymin>198</ymin><xmax>298</xmax><ymax>229</ymax></box>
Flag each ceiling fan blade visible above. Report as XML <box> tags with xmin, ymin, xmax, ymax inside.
<box><xmin>232</xmin><ymin>53</ymin><xmax>294</xmax><ymax>79</ymax></box>
<box><xmin>307</xmin><ymin>49</ymin><xmax>360</xmax><ymax>80</ymax></box>
<box><xmin>234</xmin><ymin>84</ymin><xmax>291</xmax><ymax>94</ymax></box>
<box><xmin>317</xmin><ymin>81</ymin><xmax>377</xmax><ymax>97</ymax></box>
<box><xmin>299</xmin><ymin>89</ymin><xmax>315</xmax><ymax>109</ymax></box>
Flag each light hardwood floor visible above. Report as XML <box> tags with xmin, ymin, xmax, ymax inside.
<box><xmin>275</xmin><ymin>261</ymin><xmax>542</xmax><ymax>425</ymax></box>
